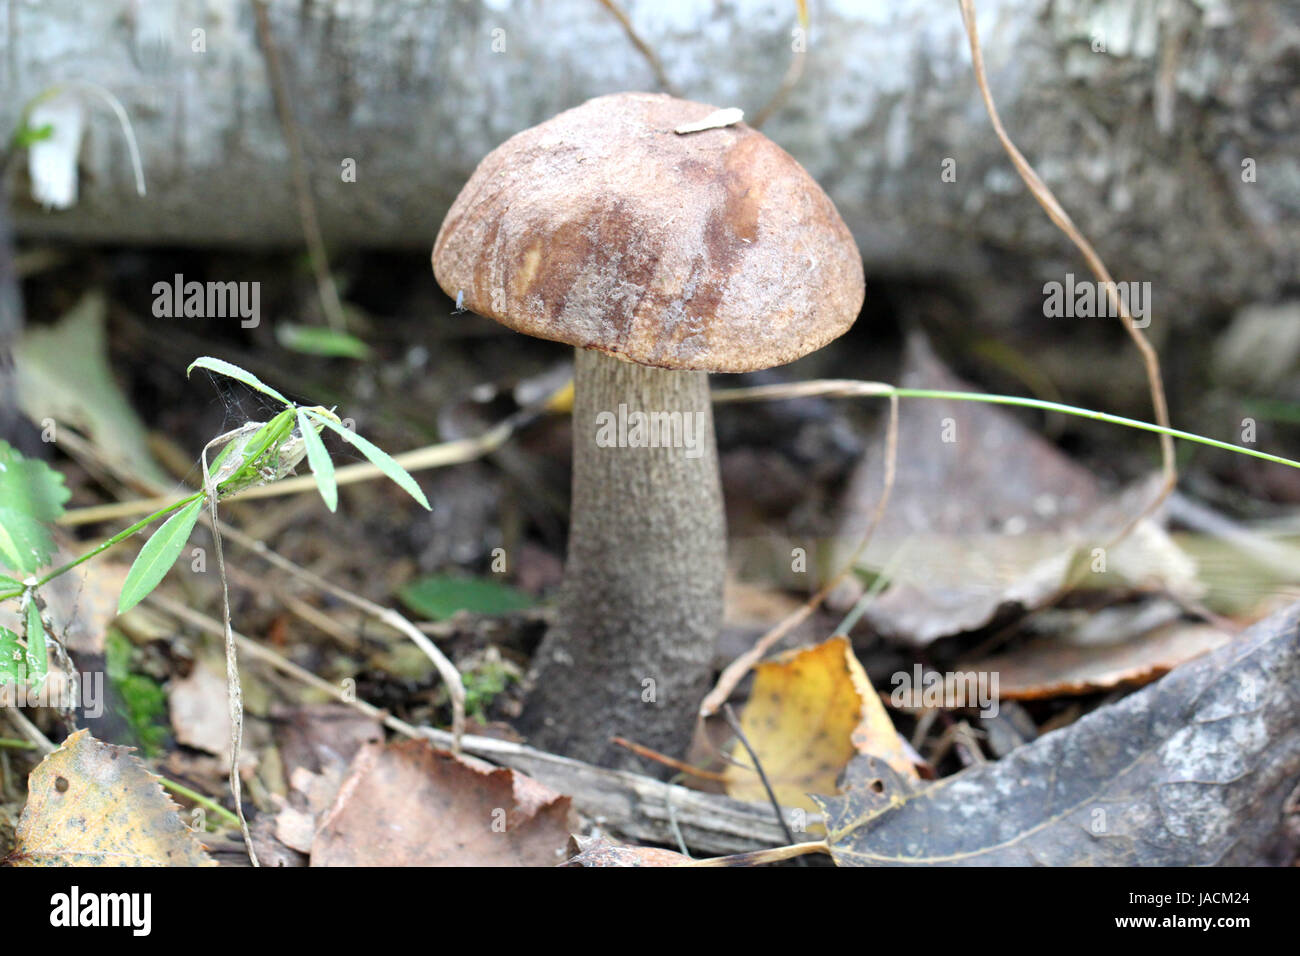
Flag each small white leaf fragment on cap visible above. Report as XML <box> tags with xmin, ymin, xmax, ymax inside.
<box><xmin>674</xmin><ymin>108</ymin><xmax>744</xmax><ymax>135</ymax></box>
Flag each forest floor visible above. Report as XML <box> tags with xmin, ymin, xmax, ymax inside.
<box><xmin>2</xmin><ymin>246</ymin><xmax>1299</xmax><ymax>866</ymax></box>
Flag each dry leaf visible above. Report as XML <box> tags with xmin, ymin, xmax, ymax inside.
<box><xmin>816</xmin><ymin>601</ymin><xmax>1300</xmax><ymax>865</ymax></box>
<box><xmin>7</xmin><ymin>729</ymin><xmax>215</xmax><ymax>866</ymax></box>
<box><xmin>246</xmin><ymin>816</ymin><xmax>307</xmax><ymax>868</ymax></box>
<box><xmin>273</xmin><ymin>703</ymin><xmax>384</xmax><ymax>777</ymax></box>
<box><xmin>310</xmin><ymin>739</ymin><xmax>573</xmax><ymax>866</ymax></box>
<box><xmin>274</xmin><ymin>805</ymin><xmax>317</xmax><ymax>855</ymax></box>
<box><xmin>169</xmin><ymin>657</ymin><xmax>231</xmax><ymax>759</ymax></box>
<box><xmin>966</xmin><ymin>622</ymin><xmax>1233</xmax><ymax>699</ymax></box>
<box><xmin>268</xmin><ymin>705</ymin><xmax>386</xmax><ymax>853</ymax></box>
<box><xmin>274</xmin><ymin>765</ymin><xmax>349</xmax><ymax>853</ymax></box>
<box><xmin>562</xmin><ymin>834</ymin><xmax>689</xmax><ymax>867</ymax></box>
<box><xmin>839</xmin><ymin>333</ymin><xmax>1201</xmax><ymax>645</ymax></box>
<box><xmin>724</xmin><ymin>635</ymin><xmax>917</xmax><ymax>818</ymax></box>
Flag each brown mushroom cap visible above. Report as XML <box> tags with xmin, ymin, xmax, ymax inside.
<box><xmin>432</xmin><ymin>92</ymin><xmax>864</xmax><ymax>373</ymax></box>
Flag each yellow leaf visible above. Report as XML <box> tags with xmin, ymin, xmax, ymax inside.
<box><xmin>8</xmin><ymin>729</ymin><xmax>215</xmax><ymax>866</ymax></box>
<box><xmin>544</xmin><ymin>379</ymin><xmax>574</xmax><ymax>414</ymax></box>
<box><xmin>724</xmin><ymin>635</ymin><xmax>918</xmax><ymax>820</ymax></box>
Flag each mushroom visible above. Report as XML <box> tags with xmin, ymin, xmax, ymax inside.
<box><xmin>433</xmin><ymin>92</ymin><xmax>863</xmax><ymax>768</ymax></box>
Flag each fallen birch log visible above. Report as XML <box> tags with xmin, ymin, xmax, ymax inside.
<box><xmin>2</xmin><ymin>0</ymin><xmax>1296</xmax><ymax>321</ymax></box>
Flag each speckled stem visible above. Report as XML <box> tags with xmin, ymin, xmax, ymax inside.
<box><xmin>518</xmin><ymin>347</ymin><xmax>725</xmax><ymax>770</ymax></box>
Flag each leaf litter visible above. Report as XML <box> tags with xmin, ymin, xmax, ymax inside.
<box><xmin>724</xmin><ymin>635</ymin><xmax>917</xmax><ymax>821</ymax></box>
<box><xmin>836</xmin><ymin>333</ymin><xmax>1202</xmax><ymax>646</ymax></box>
<box><xmin>310</xmin><ymin>738</ymin><xmax>573</xmax><ymax>866</ymax></box>
<box><xmin>6</xmin><ymin>729</ymin><xmax>215</xmax><ymax>866</ymax></box>
<box><xmin>813</xmin><ymin>602</ymin><xmax>1300</xmax><ymax>866</ymax></box>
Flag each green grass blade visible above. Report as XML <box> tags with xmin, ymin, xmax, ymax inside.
<box><xmin>888</xmin><ymin>389</ymin><xmax>1300</xmax><ymax>470</ymax></box>
<box><xmin>118</xmin><ymin>496</ymin><xmax>205</xmax><ymax>614</ymax></box>
<box><xmin>296</xmin><ymin>408</ymin><xmax>338</xmax><ymax>512</ymax></box>
<box><xmin>305</xmin><ymin>411</ymin><xmax>431</xmax><ymax>510</ymax></box>
<box><xmin>24</xmin><ymin>599</ymin><xmax>47</xmax><ymax>687</ymax></box>
<box><xmin>187</xmin><ymin>356</ymin><xmax>291</xmax><ymax>407</ymax></box>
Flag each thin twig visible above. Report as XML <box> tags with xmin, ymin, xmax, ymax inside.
<box><xmin>213</xmin><ymin>518</ymin><xmax>466</xmax><ymax>748</ymax></box>
<box><xmin>682</xmin><ymin>840</ymin><xmax>830</xmax><ymax>867</ymax></box>
<box><xmin>956</xmin><ymin>0</ymin><xmax>1176</xmax><ymax>526</ymax></box>
<box><xmin>594</xmin><ymin>0</ymin><xmax>679</xmax><ymax>96</ymax></box>
<box><xmin>21</xmin><ymin>587</ymin><xmax>79</xmax><ymax>728</ymax></box>
<box><xmin>611</xmin><ymin>736</ymin><xmax>728</xmax><ymax>782</ymax></box>
<box><xmin>252</xmin><ymin>0</ymin><xmax>347</xmax><ymax>331</ymax></box>
<box><xmin>147</xmin><ymin>592</ymin><xmax>417</xmax><ymax>735</ymax></box>
<box><xmin>5</xmin><ymin>708</ymin><xmax>54</xmax><ymax>755</ymax></box>
<box><xmin>699</xmin><ymin>393</ymin><xmax>899</xmax><ymax>717</ymax></box>
<box><xmin>751</xmin><ymin>52</ymin><xmax>805</xmax><ymax>130</ymax></box>
<box><xmin>273</xmin><ymin>588</ymin><xmax>360</xmax><ymax>650</ymax></box>
<box><xmin>41</xmin><ymin>82</ymin><xmax>147</xmax><ymax>197</ymax></box>
<box><xmin>722</xmin><ymin>703</ymin><xmax>799</xmax><ymax>853</ymax></box>
<box><xmin>56</xmin><ymin>420</ymin><xmax>515</xmax><ymax>527</ymax></box>
<box><xmin>751</xmin><ymin>1</ymin><xmax>810</xmax><ymax>129</ymax></box>
<box><xmin>663</xmin><ymin>777</ymin><xmax>692</xmax><ymax>857</ymax></box>
<box><xmin>200</xmin><ymin>435</ymin><xmax>258</xmax><ymax>866</ymax></box>
<box><xmin>835</xmin><ymin>542</ymin><xmax>910</xmax><ymax>634</ymax></box>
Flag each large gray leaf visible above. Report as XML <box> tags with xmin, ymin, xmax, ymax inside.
<box><xmin>815</xmin><ymin>601</ymin><xmax>1300</xmax><ymax>865</ymax></box>
<box><xmin>15</xmin><ymin>292</ymin><xmax>168</xmax><ymax>486</ymax></box>
<box><xmin>838</xmin><ymin>333</ymin><xmax>1201</xmax><ymax>645</ymax></box>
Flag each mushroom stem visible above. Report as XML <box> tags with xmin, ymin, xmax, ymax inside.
<box><xmin>519</xmin><ymin>347</ymin><xmax>726</xmax><ymax>769</ymax></box>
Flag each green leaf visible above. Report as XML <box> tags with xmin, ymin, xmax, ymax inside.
<box><xmin>305</xmin><ymin>411</ymin><xmax>430</xmax><ymax>510</ymax></box>
<box><xmin>1240</xmin><ymin>397</ymin><xmax>1300</xmax><ymax>426</ymax></box>
<box><xmin>187</xmin><ymin>356</ymin><xmax>291</xmax><ymax>408</ymax></box>
<box><xmin>276</xmin><ymin>324</ymin><xmax>372</xmax><ymax>360</ymax></box>
<box><xmin>0</xmin><ymin>441</ymin><xmax>72</xmax><ymax>574</ymax></box>
<box><xmin>0</xmin><ymin>625</ymin><xmax>25</xmax><ymax>686</ymax></box>
<box><xmin>0</xmin><ymin>575</ymin><xmax>23</xmax><ymax>591</ymax></box>
<box><xmin>296</xmin><ymin>409</ymin><xmax>337</xmax><ymax>512</ymax></box>
<box><xmin>24</xmin><ymin>599</ymin><xmax>47</xmax><ymax>688</ymax></box>
<box><xmin>398</xmin><ymin>576</ymin><xmax>532</xmax><ymax>621</ymax></box>
<box><xmin>210</xmin><ymin>409</ymin><xmax>296</xmax><ymax>495</ymax></box>
<box><xmin>118</xmin><ymin>497</ymin><xmax>205</xmax><ymax>614</ymax></box>
<box><xmin>13</xmin><ymin>122</ymin><xmax>54</xmax><ymax>148</ymax></box>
